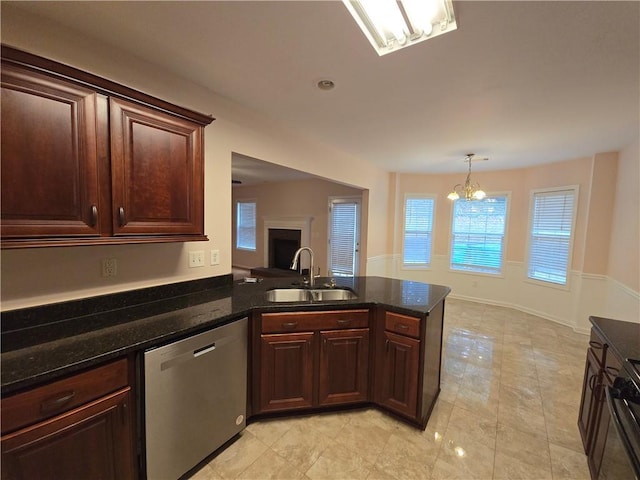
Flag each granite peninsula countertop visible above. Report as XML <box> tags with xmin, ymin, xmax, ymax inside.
<box><xmin>1</xmin><ymin>275</ymin><xmax>451</xmax><ymax>395</ymax></box>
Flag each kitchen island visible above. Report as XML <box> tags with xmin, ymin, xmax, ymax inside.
<box><xmin>1</xmin><ymin>275</ymin><xmax>450</xmax><ymax>479</ymax></box>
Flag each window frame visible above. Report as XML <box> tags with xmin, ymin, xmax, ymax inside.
<box><xmin>448</xmin><ymin>192</ymin><xmax>510</xmax><ymax>277</ymax></box>
<box><xmin>401</xmin><ymin>194</ymin><xmax>436</xmax><ymax>270</ymax></box>
<box><xmin>235</xmin><ymin>199</ymin><xmax>257</xmax><ymax>251</ymax></box>
<box><xmin>525</xmin><ymin>185</ymin><xmax>579</xmax><ymax>290</ymax></box>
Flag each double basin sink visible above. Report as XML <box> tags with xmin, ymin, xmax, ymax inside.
<box><xmin>265</xmin><ymin>287</ymin><xmax>358</xmax><ymax>303</ymax></box>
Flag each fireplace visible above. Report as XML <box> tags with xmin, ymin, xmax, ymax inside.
<box><xmin>268</xmin><ymin>229</ymin><xmax>301</xmax><ymax>270</ymax></box>
<box><xmin>262</xmin><ymin>215</ymin><xmax>313</xmax><ymax>273</ymax></box>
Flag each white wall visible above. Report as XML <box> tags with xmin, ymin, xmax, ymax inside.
<box><xmin>0</xmin><ymin>6</ymin><xmax>390</xmax><ymax>310</ymax></box>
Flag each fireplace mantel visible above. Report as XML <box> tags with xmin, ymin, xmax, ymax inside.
<box><xmin>263</xmin><ymin>216</ymin><xmax>313</xmax><ymax>269</ymax></box>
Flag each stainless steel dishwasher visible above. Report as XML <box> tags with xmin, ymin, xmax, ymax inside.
<box><xmin>144</xmin><ymin>318</ymin><xmax>248</xmax><ymax>480</ymax></box>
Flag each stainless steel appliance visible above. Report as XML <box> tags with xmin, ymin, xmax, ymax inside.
<box><xmin>144</xmin><ymin>318</ymin><xmax>248</xmax><ymax>480</ymax></box>
<box><xmin>599</xmin><ymin>359</ymin><xmax>640</xmax><ymax>480</ymax></box>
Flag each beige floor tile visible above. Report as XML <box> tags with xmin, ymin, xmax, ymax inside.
<box><xmin>333</xmin><ymin>415</ymin><xmax>394</xmax><ymax>465</ymax></box>
<box><xmin>245</xmin><ymin>417</ymin><xmax>295</xmax><ymax>446</ymax></box>
<box><xmin>365</xmin><ymin>465</ymin><xmax>400</xmax><ymax>480</ymax></box>
<box><xmin>271</xmin><ymin>425</ymin><xmax>334</xmax><ymax>473</ymax></box>
<box><xmin>303</xmin><ymin>410</ymin><xmax>353</xmax><ymax>439</ymax></box>
<box><xmin>237</xmin><ymin>449</ymin><xmax>305</xmax><ymax>480</ymax></box>
<box><xmin>189</xmin><ymin>463</ymin><xmax>225</xmax><ymax>480</ymax></box>
<box><xmin>493</xmin><ymin>423</ymin><xmax>552</xmax><ymax>479</ymax></box>
<box><xmin>373</xmin><ymin>433</ymin><xmax>436</xmax><ymax>479</ymax></box>
<box><xmin>208</xmin><ymin>431</ymin><xmax>270</xmax><ymax>479</ymax></box>
<box><xmin>549</xmin><ymin>442</ymin><xmax>590</xmax><ymax>479</ymax></box>
<box><xmin>443</xmin><ymin>405</ymin><xmax>497</xmax><ymax>450</ymax></box>
<box><xmin>430</xmin><ymin>435</ymin><xmax>495</xmax><ymax>480</ymax></box>
<box><xmin>542</xmin><ymin>397</ymin><xmax>585</xmax><ymax>453</ymax></box>
<box><xmin>497</xmin><ymin>383</ymin><xmax>547</xmax><ymax>436</ymax></box>
<box><xmin>305</xmin><ymin>443</ymin><xmax>372</xmax><ymax>480</ymax></box>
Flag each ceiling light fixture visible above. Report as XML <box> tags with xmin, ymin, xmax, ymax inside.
<box><xmin>447</xmin><ymin>154</ymin><xmax>487</xmax><ymax>201</ymax></box>
<box><xmin>342</xmin><ymin>0</ymin><xmax>456</xmax><ymax>56</ymax></box>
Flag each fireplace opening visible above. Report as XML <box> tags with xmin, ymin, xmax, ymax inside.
<box><xmin>268</xmin><ymin>229</ymin><xmax>301</xmax><ymax>271</ymax></box>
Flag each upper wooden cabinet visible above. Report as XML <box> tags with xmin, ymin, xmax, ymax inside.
<box><xmin>0</xmin><ymin>45</ymin><xmax>214</xmax><ymax>248</ymax></box>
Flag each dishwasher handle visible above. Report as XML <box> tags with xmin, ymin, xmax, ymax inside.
<box><xmin>158</xmin><ymin>332</ymin><xmax>239</xmax><ymax>371</ymax></box>
<box><xmin>193</xmin><ymin>342</ymin><xmax>216</xmax><ymax>357</ymax></box>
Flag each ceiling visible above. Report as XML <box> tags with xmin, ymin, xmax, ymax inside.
<box><xmin>7</xmin><ymin>1</ymin><xmax>639</xmax><ymax>180</ymax></box>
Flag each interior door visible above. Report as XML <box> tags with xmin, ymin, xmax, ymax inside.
<box><xmin>328</xmin><ymin>197</ymin><xmax>361</xmax><ymax>277</ymax></box>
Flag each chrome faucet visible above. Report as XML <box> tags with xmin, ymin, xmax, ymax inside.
<box><xmin>291</xmin><ymin>246</ymin><xmax>316</xmax><ymax>287</ymax></box>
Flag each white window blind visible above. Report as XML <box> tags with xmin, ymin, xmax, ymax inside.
<box><xmin>450</xmin><ymin>196</ymin><xmax>507</xmax><ymax>274</ymax></box>
<box><xmin>236</xmin><ymin>201</ymin><xmax>256</xmax><ymax>250</ymax></box>
<box><xmin>329</xmin><ymin>200</ymin><xmax>359</xmax><ymax>277</ymax></box>
<box><xmin>403</xmin><ymin>197</ymin><xmax>435</xmax><ymax>266</ymax></box>
<box><xmin>527</xmin><ymin>188</ymin><xmax>576</xmax><ymax>285</ymax></box>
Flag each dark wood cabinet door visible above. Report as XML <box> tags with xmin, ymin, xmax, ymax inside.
<box><xmin>1</xmin><ymin>389</ymin><xmax>135</xmax><ymax>480</ymax></box>
<box><xmin>379</xmin><ymin>331</ymin><xmax>420</xmax><ymax>418</ymax></box>
<box><xmin>318</xmin><ymin>328</ymin><xmax>369</xmax><ymax>406</ymax></box>
<box><xmin>578</xmin><ymin>349</ymin><xmax>601</xmax><ymax>452</ymax></box>
<box><xmin>110</xmin><ymin>97</ymin><xmax>204</xmax><ymax>236</ymax></box>
<box><xmin>1</xmin><ymin>64</ymin><xmax>102</xmax><ymax>239</ymax></box>
<box><xmin>259</xmin><ymin>332</ymin><xmax>314</xmax><ymax>413</ymax></box>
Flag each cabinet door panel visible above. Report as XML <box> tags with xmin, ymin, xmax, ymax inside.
<box><xmin>1</xmin><ymin>389</ymin><xmax>135</xmax><ymax>480</ymax></box>
<box><xmin>1</xmin><ymin>64</ymin><xmax>101</xmax><ymax>238</ymax></box>
<box><xmin>578</xmin><ymin>349</ymin><xmax>601</xmax><ymax>452</ymax></box>
<box><xmin>380</xmin><ymin>331</ymin><xmax>420</xmax><ymax>418</ymax></box>
<box><xmin>259</xmin><ymin>333</ymin><xmax>314</xmax><ymax>412</ymax></box>
<box><xmin>319</xmin><ymin>329</ymin><xmax>369</xmax><ymax>405</ymax></box>
<box><xmin>110</xmin><ymin>97</ymin><xmax>204</xmax><ymax>235</ymax></box>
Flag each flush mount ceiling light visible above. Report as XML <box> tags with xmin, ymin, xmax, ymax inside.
<box><xmin>342</xmin><ymin>0</ymin><xmax>456</xmax><ymax>56</ymax></box>
<box><xmin>447</xmin><ymin>154</ymin><xmax>488</xmax><ymax>201</ymax></box>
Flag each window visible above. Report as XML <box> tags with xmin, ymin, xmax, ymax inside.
<box><xmin>527</xmin><ymin>187</ymin><xmax>578</xmax><ymax>285</ymax></box>
<box><xmin>236</xmin><ymin>201</ymin><xmax>256</xmax><ymax>250</ymax></box>
<box><xmin>450</xmin><ymin>195</ymin><xmax>508</xmax><ymax>274</ymax></box>
<box><xmin>328</xmin><ymin>197</ymin><xmax>361</xmax><ymax>277</ymax></box>
<box><xmin>403</xmin><ymin>196</ymin><xmax>435</xmax><ymax>267</ymax></box>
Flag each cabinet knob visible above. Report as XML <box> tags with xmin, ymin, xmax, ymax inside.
<box><xmin>336</xmin><ymin>319</ymin><xmax>351</xmax><ymax>326</ymax></box>
<box><xmin>282</xmin><ymin>322</ymin><xmax>298</xmax><ymax>329</ymax></box>
<box><xmin>90</xmin><ymin>205</ymin><xmax>98</xmax><ymax>227</ymax></box>
<box><xmin>118</xmin><ymin>207</ymin><xmax>125</xmax><ymax>226</ymax></box>
<box><xmin>396</xmin><ymin>323</ymin><xmax>409</xmax><ymax>330</ymax></box>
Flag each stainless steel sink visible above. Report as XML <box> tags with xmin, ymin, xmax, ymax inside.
<box><xmin>264</xmin><ymin>288</ymin><xmax>310</xmax><ymax>302</ymax></box>
<box><xmin>308</xmin><ymin>289</ymin><xmax>358</xmax><ymax>301</ymax></box>
<box><xmin>265</xmin><ymin>288</ymin><xmax>358</xmax><ymax>302</ymax></box>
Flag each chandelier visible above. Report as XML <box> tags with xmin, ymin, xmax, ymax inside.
<box><xmin>447</xmin><ymin>154</ymin><xmax>487</xmax><ymax>201</ymax></box>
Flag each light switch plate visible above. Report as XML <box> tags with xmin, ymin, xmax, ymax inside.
<box><xmin>211</xmin><ymin>249</ymin><xmax>220</xmax><ymax>266</ymax></box>
<box><xmin>189</xmin><ymin>251</ymin><xmax>205</xmax><ymax>268</ymax></box>
<box><xmin>102</xmin><ymin>258</ymin><xmax>117</xmax><ymax>277</ymax></box>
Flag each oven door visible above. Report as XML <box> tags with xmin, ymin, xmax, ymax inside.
<box><xmin>599</xmin><ymin>383</ymin><xmax>640</xmax><ymax>480</ymax></box>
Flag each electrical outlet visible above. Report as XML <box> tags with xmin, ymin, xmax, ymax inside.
<box><xmin>102</xmin><ymin>258</ymin><xmax>117</xmax><ymax>277</ymax></box>
<box><xmin>210</xmin><ymin>249</ymin><xmax>220</xmax><ymax>266</ymax></box>
<box><xmin>189</xmin><ymin>251</ymin><xmax>205</xmax><ymax>268</ymax></box>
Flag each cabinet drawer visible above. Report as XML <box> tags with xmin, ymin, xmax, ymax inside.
<box><xmin>262</xmin><ymin>310</ymin><xmax>369</xmax><ymax>334</ymax></box>
<box><xmin>1</xmin><ymin>358</ymin><xmax>128</xmax><ymax>435</ymax></box>
<box><xmin>385</xmin><ymin>311</ymin><xmax>421</xmax><ymax>339</ymax></box>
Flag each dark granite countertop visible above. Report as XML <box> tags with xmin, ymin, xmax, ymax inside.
<box><xmin>589</xmin><ymin>315</ymin><xmax>640</xmax><ymax>386</ymax></box>
<box><xmin>1</xmin><ymin>275</ymin><xmax>450</xmax><ymax>395</ymax></box>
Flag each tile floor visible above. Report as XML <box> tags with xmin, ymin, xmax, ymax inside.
<box><xmin>189</xmin><ymin>298</ymin><xmax>592</xmax><ymax>480</ymax></box>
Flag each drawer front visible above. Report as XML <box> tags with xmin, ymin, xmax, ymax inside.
<box><xmin>262</xmin><ymin>309</ymin><xmax>369</xmax><ymax>334</ymax></box>
<box><xmin>588</xmin><ymin>329</ymin><xmax>607</xmax><ymax>367</ymax></box>
<box><xmin>385</xmin><ymin>311</ymin><xmax>421</xmax><ymax>339</ymax></box>
<box><xmin>1</xmin><ymin>358</ymin><xmax>128</xmax><ymax>434</ymax></box>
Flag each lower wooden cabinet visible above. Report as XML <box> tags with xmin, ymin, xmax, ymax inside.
<box><xmin>1</xmin><ymin>358</ymin><xmax>136</xmax><ymax>480</ymax></box>
<box><xmin>254</xmin><ymin>309</ymin><xmax>371</xmax><ymax>414</ymax></box>
<box><xmin>259</xmin><ymin>332</ymin><xmax>314</xmax><ymax>412</ymax></box>
<box><xmin>319</xmin><ymin>328</ymin><xmax>369</xmax><ymax>406</ymax></box>
<box><xmin>577</xmin><ymin>329</ymin><xmax>622</xmax><ymax>479</ymax></box>
<box><xmin>1</xmin><ymin>389</ymin><xmax>134</xmax><ymax>480</ymax></box>
<box><xmin>378</xmin><ymin>330</ymin><xmax>420</xmax><ymax>418</ymax></box>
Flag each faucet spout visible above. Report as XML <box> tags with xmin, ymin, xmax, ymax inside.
<box><xmin>291</xmin><ymin>247</ymin><xmax>315</xmax><ymax>286</ymax></box>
